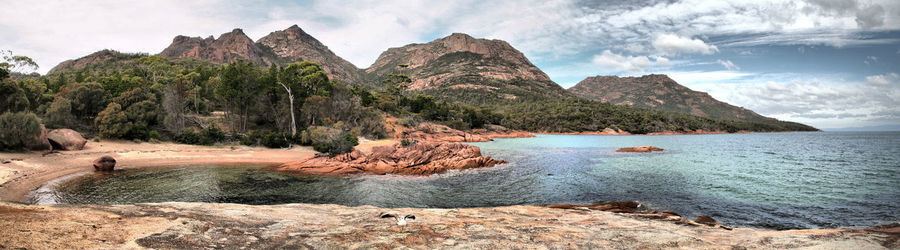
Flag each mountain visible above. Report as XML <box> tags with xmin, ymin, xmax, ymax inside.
<box><xmin>365</xmin><ymin>33</ymin><xmax>570</xmax><ymax>103</ymax></box>
<box><xmin>48</xmin><ymin>49</ymin><xmax>146</xmax><ymax>74</ymax></box>
<box><xmin>568</xmin><ymin>74</ymin><xmax>774</xmax><ymax>122</ymax></box>
<box><xmin>257</xmin><ymin>25</ymin><xmax>364</xmax><ymax>83</ymax></box>
<box><xmin>158</xmin><ymin>26</ymin><xmax>363</xmax><ymax>83</ymax></box>
<box><xmin>160</xmin><ymin>28</ymin><xmax>271</xmax><ymax>65</ymax></box>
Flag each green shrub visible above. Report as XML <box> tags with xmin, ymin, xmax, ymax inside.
<box><xmin>199</xmin><ymin>126</ymin><xmax>225</xmax><ymax>145</ymax></box>
<box><xmin>149</xmin><ymin>130</ymin><xmax>161</xmax><ymax>140</ymax></box>
<box><xmin>0</xmin><ymin>112</ymin><xmax>42</xmax><ymax>151</ymax></box>
<box><xmin>301</xmin><ymin>126</ymin><xmax>358</xmax><ymax>155</ymax></box>
<box><xmin>261</xmin><ymin>131</ymin><xmax>290</xmax><ymax>148</ymax></box>
<box><xmin>174</xmin><ymin>129</ymin><xmax>201</xmax><ymax>144</ymax></box>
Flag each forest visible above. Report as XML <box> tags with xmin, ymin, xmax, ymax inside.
<box><xmin>0</xmin><ymin>50</ymin><xmax>817</xmax><ymax>153</ymax></box>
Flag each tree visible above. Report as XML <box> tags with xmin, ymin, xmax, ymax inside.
<box><xmin>0</xmin><ymin>50</ymin><xmax>38</xmax><ymax>80</ymax></box>
<box><xmin>0</xmin><ymin>112</ymin><xmax>42</xmax><ymax>151</ymax></box>
<box><xmin>58</xmin><ymin>82</ymin><xmax>108</xmax><ymax>121</ymax></box>
<box><xmin>216</xmin><ymin>60</ymin><xmax>261</xmax><ymax>132</ymax></box>
<box><xmin>0</xmin><ymin>80</ymin><xmax>28</xmax><ymax>113</ymax></box>
<box><xmin>278</xmin><ymin>61</ymin><xmax>332</xmax><ymax>135</ymax></box>
<box><xmin>95</xmin><ymin>103</ymin><xmax>131</xmax><ymax>138</ymax></box>
<box><xmin>45</xmin><ymin>97</ymin><xmax>74</xmax><ymax>128</ymax></box>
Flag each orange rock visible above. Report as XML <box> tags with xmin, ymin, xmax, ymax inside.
<box><xmin>276</xmin><ymin>141</ymin><xmax>506</xmax><ymax>176</ymax></box>
<box><xmin>92</xmin><ymin>155</ymin><xmax>116</xmax><ymax>171</ymax></box>
<box><xmin>616</xmin><ymin>146</ymin><xmax>664</xmax><ymax>153</ymax></box>
<box><xmin>696</xmin><ymin>215</ymin><xmax>718</xmax><ymax>225</ymax></box>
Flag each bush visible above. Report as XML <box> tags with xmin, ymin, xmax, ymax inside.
<box><xmin>301</xmin><ymin>126</ymin><xmax>358</xmax><ymax>155</ymax></box>
<box><xmin>261</xmin><ymin>131</ymin><xmax>290</xmax><ymax>148</ymax></box>
<box><xmin>174</xmin><ymin>129</ymin><xmax>201</xmax><ymax>144</ymax></box>
<box><xmin>0</xmin><ymin>112</ymin><xmax>42</xmax><ymax>151</ymax></box>
<box><xmin>199</xmin><ymin>126</ymin><xmax>225</xmax><ymax>145</ymax></box>
<box><xmin>149</xmin><ymin>130</ymin><xmax>161</xmax><ymax>140</ymax></box>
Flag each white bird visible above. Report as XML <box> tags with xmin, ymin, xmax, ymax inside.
<box><xmin>380</xmin><ymin>213</ymin><xmax>416</xmax><ymax>227</ymax></box>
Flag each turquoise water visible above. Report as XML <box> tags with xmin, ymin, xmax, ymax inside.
<box><xmin>35</xmin><ymin>132</ymin><xmax>899</xmax><ymax>229</ymax></box>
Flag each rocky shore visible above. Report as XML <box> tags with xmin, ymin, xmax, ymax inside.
<box><xmin>275</xmin><ymin>141</ymin><xmax>506</xmax><ymax>176</ymax></box>
<box><xmin>275</xmin><ymin>123</ymin><xmax>531</xmax><ymax>176</ymax></box>
<box><xmin>2</xmin><ymin>201</ymin><xmax>897</xmax><ymax>249</ymax></box>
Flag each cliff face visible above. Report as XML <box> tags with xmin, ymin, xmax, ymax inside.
<box><xmin>159</xmin><ymin>29</ymin><xmax>272</xmax><ymax>66</ymax></box>
<box><xmin>569</xmin><ymin>74</ymin><xmax>774</xmax><ymax>122</ymax></box>
<box><xmin>365</xmin><ymin>33</ymin><xmax>569</xmax><ymax>101</ymax></box>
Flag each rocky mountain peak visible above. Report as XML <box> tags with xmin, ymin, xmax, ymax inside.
<box><xmin>159</xmin><ymin>28</ymin><xmax>270</xmax><ymax>65</ymax></box>
<box><xmin>366</xmin><ymin>32</ymin><xmax>551</xmax><ymax>91</ymax></box>
<box><xmin>257</xmin><ymin>25</ymin><xmax>363</xmax><ymax>82</ymax></box>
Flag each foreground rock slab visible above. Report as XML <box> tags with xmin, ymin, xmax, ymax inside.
<box><xmin>0</xmin><ymin>202</ymin><xmax>896</xmax><ymax>249</ymax></box>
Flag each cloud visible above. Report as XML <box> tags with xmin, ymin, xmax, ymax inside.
<box><xmin>694</xmin><ymin>73</ymin><xmax>900</xmax><ymax>128</ymax></box>
<box><xmin>652</xmin><ymin>34</ymin><xmax>718</xmax><ymax>56</ymax></box>
<box><xmin>855</xmin><ymin>4</ymin><xmax>887</xmax><ymax>29</ymax></box>
<box><xmin>864</xmin><ymin>55</ymin><xmax>878</xmax><ymax>65</ymax></box>
<box><xmin>716</xmin><ymin>59</ymin><xmax>740</xmax><ymax>70</ymax></box>
<box><xmin>591</xmin><ymin>50</ymin><xmax>671</xmax><ymax>74</ymax></box>
<box><xmin>865</xmin><ymin>72</ymin><xmax>899</xmax><ymax>86</ymax></box>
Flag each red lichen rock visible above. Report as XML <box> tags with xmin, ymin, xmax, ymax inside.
<box><xmin>276</xmin><ymin>141</ymin><xmax>505</xmax><ymax>176</ymax></box>
<box><xmin>616</xmin><ymin>146</ymin><xmax>664</xmax><ymax>153</ymax></box>
<box><xmin>92</xmin><ymin>155</ymin><xmax>116</xmax><ymax>171</ymax></box>
<box><xmin>47</xmin><ymin>129</ymin><xmax>87</xmax><ymax>150</ymax></box>
<box><xmin>696</xmin><ymin>215</ymin><xmax>718</xmax><ymax>225</ymax></box>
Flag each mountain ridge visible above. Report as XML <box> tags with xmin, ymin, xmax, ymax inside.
<box><xmin>568</xmin><ymin>74</ymin><xmax>774</xmax><ymax>122</ymax></box>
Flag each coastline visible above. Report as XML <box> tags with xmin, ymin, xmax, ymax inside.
<box><xmin>542</xmin><ymin>129</ymin><xmax>821</xmax><ymax>136</ymax></box>
<box><xmin>0</xmin><ymin>140</ymin><xmax>324</xmax><ymax>203</ymax></box>
<box><xmin>1</xmin><ymin>133</ymin><xmax>897</xmax><ymax>248</ymax></box>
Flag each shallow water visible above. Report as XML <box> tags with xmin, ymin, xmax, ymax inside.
<box><xmin>33</xmin><ymin>132</ymin><xmax>900</xmax><ymax>229</ymax></box>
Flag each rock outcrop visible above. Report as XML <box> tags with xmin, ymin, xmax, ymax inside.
<box><xmin>470</xmin><ymin>124</ymin><xmax>536</xmax><ymax>139</ymax></box>
<box><xmin>160</xmin><ymin>29</ymin><xmax>272</xmax><ymax>65</ymax></box>
<box><xmin>92</xmin><ymin>155</ymin><xmax>116</xmax><ymax>171</ymax></box>
<box><xmin>47</xmin><ymin>129</ymin><xmax>87</xmax><ymax>150</ymax></box>
<box><xmin>616</xmin><ymin>146</ymin><xmax>664</xmax><ymax>153</ymax></box>
<box><xmin>696</xmin><ymin>215</ymin><xmax>718</xmax><ymax>225</ymax></box>
<box><xmin>157</xmin><ymin>25</ymin><xmax>363</xmax><ymax>83</ymax></box>
<box><xmin>2</xmin><ymin>201</ymin><xmax>896</xmax><ymax>249</ymax></box>
<box><xmin>275</xmin><ymin>141</ymin><xmax>505</xmax><ymax>176</ymax></box>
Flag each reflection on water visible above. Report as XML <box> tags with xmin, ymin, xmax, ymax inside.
<box><xmin>32</xmin><ymin>132</ymin><xmax>900</xmax><ymax>229</ymax></box>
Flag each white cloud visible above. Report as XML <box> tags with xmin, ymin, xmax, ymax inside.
<box><xmin>652</xmin><ymin>34</ymin><xmax>719</xmax><ymax>56</ymax></box>
<box><xmin>591</xmin><ymin>50</ymin><xmax>671</xmax><ymax>75</ymax></box>
<box><xmin>865</xmin><ymin>72</ymin><xmax>899</xmax><ymax>86</ymax></box>
<box><xmin>864</xmin><ymin>55</ymin><xmax>878</xmax><ymax>65</ymax></box>
<box><xmin>692</xmin><ymin>73</ymin><xmax>900</xmax><ymax>128</ymax></box>
<box><xmin>716</xmin><ymin>59</ymin><xmax>740</xmax><ymax>70</ymax></box>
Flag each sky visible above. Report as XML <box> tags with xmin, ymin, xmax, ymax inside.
<box><xmin>0</xmin><ymin>0</ymin><xmax>898</xmax><ymax>129</ymax></box>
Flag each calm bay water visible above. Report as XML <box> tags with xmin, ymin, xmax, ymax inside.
<box><xmin>33</xmin><ymin>132</ymin><xmax>900</xmax><ymax>229</ymax></box>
